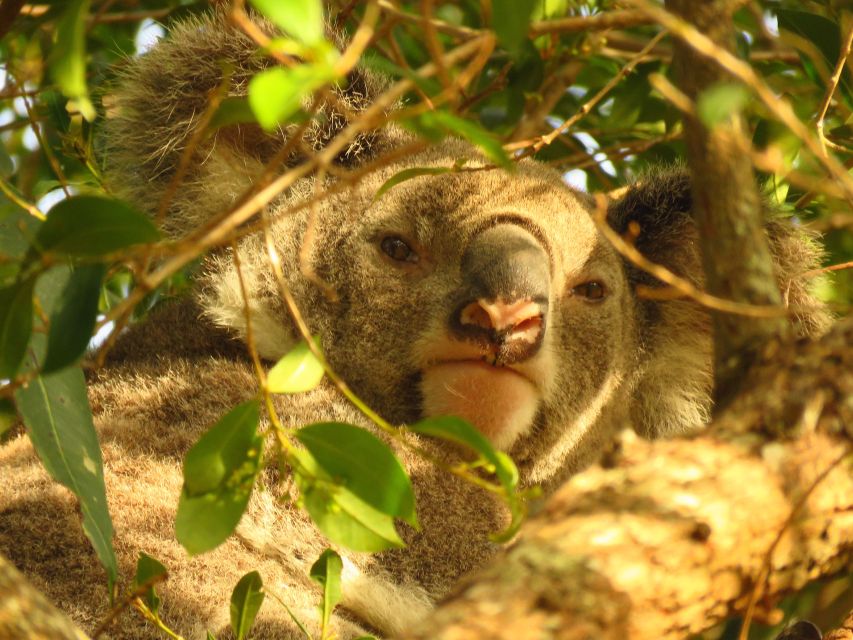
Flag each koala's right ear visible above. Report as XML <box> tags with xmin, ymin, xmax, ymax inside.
<box><xmin>606</xmin><ymin>168</ymin><xmax>713</xmax><ymax>439</ymax></box>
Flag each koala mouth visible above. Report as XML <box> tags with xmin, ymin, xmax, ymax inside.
<box><xmin>420</xmin><ymin>359</ymin><xmax>540</xmax><ymax>450</ymax></box>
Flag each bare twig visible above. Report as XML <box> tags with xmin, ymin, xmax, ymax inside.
<box><xmin>506</xmin><ymin>31</ymin><xmax>667</xmax><ymax>154</ymax></box>
<box><xmin>529</xmin><ymin>9</ymin><xmax>654</xmax><ymax>36</ymax></box>
<box><xmin>816</xmin><ymin>21</ymin><xmax>853</xmax><ymax>156</ymax></box>
<box><xmin>92</xmin><ymin>573</ymin><xmax>169</xmax><ymax>639</ymax></box>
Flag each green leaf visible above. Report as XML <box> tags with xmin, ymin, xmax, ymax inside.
<box><xmin>696</xmin><ymin>82</ymin><xmax>752</xmax><ymax>128</ymax></box>
<box><xmin>410</xmin><ymin>416</ymin><xmax>523</xmax><ymax>542</ymax></box>
<box><xmin>15</xmin><ymin>366</ymin><xmax>118</xmax><ymax>587</ymax></box>
<box><xmin>411</xmin><ymin>111</ymin><xmax>511</xmax><ymax>169</ymax></box>
<box><xmin>230</xmin><ymin>571</ymin><xmax>265</xmax><ymax>640</ymax></box>
<box><xmin>294</xmin><ymin>449</ymin><xmax>405</xmax><ymax>552</ymax></box>
<box><xmin>207</xmin><ymin>633</ymin><xmax>218</xmax><ymax>640</ymax></box>
<box><xmin>296</xmin><ymin>422</ymin><xmax>417</xmax><ymax>527</ymax></box>
<box><xmin>374</xmin><ymin>167</ymin><xmax>453</xmax><ymax>201</ymax></box>
<box><xmin>176</xmin><ymin>400</ymin><xmax>262</xmax><ymax>555</ymax></box>
<box><xmin>36</xmin><ymin>195</ymin><xmax>160</xmax><ymax>258</ymax></box>
<box><xmin>0</xmin><ymin>279</ymin><xmax>34</xmax><ymax>379</ymax></box>
<box><xmin>778</xmin><ymin>10</ymin><xmax>849</xmax><ymax>99</ymax></box>
<box><xmin>268</xmin><ymin>338</ymin><xmax>325</xmax><ymax>394</ymax></box>
<box><xmin>492</xmin><ymin>0</ymin><xmax>535</xmax><ymax>56</ymax></box>
<box><xmin>248</xmin><ymin>64</ymin><xmax>335</xmax><ymax>131</ymax></box>
<box><xmin>209</xmin><ymin>97</ymin><xmax>259</xmax><ymax>131</ymax></box>
<box><xmin>0</xmin><ymin>398</ymin><xmax>17</xmax><ymax>441</ymax></box>
<box><xmin>310</xmin><ymin>549</ymin><xmax>342</xmax><ymax>636</ymax></box>
<box><xmin>50</xmin><ymin>0</ymin><xmax>95</xmax><ymax>121</ymax></box>
<box><xmin>0</xmin><ymin>143</ymin><xmax>14</xmax><ymax>178</ymax></box>
<box><xmin>250</xmin><ymin>0</ymin><xmax>325</xmax><ymax>45</ymax></box>
<box><xmin>42</xmin><ymin>264</ymin><xmax>105</xmax><ymax>374</ymax></box>
<box><xmin>134</xmin><ymin>552</ymin><xmax>168</xmax><ymax>615</ymax></box>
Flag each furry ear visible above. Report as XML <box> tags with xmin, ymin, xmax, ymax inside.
<box><xmin>103</xmin><ymin>10</ymin><xmax>400</xmax><ymax>239</ymax></box>
<box><xmin>607</xmin><ymin>168</ymin><xmax>831</xmax><ymax>439</ymax></box>
<box><xmin>607</xmin><ymin>168</ymin><xmax>711</xmax><ymax>439</ymax></box>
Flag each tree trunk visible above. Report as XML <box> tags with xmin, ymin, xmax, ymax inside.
<box><xmin>666</xmin><ymin>0</ymin><xmax>790</xmax><ymax>402</ymax></box>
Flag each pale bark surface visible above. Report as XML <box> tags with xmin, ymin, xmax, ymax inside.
<box><xmin>0</xmin><ymin>552</ymin><xmax>90</xmax><ymax>640</ymax></box>
<box><xmin>405</xmin><ymin>318</ymin><xmax>853</xmax><ymax>640</ymax></box>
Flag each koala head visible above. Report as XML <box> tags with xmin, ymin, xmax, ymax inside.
<box><xmin>201</xmin><ymin>137</ymin><xmax>642</xmax><ymax>486</ymax></box>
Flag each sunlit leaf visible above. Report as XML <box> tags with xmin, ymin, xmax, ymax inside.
<box><xmin>310</xmin><ymin>549</ymin><xmax>342</xmax><ymax>635</ymax></box>
<box><xmin>16</xmin><ymin>366</ymin><xmax>118</xmax><ymax>587</ymax></box>
<box><xmin>294</xmin><ymin>449</ymin><xmax>405</xmax><ymax>552</ymax></box>
<box><xmin>230</xmin><ymin>571</ymin><xmax>265</xmax><ymax>640</ymax></box>
<box><xmin>268</xmin><ymin>338</ymin><xmax>325</xmax><ymax>394</ymax></box>
<box><xmin>134</xmin><ymin>552</ymin><xmax>167</xmax><ymax>615</ymax></box>
<box><xmin>176</xmin><ymin>400</ymin><xmax>262</xmax><ymax>555</ymax></box>
<box><xmin>296</xmin><ymin>422</ymin><xmax>417</xmax><ymax>527</ymax></box>
<box><xmin>50</xmin><ymin>0</ymin><xmax>95</xmax><ymax>120</ymax></box>
<box><xmin>250</xmin><ymin>0</ymin><xmax>325</xmax><ymax>45</ymax></box>
<box><xmin>248</xmin><ymin>64</ymin><xmax>335</xmax><ymax>131</ymax></box>
<box><xmin>410</xmin><ymin>111</ymin><xmax>512</xmax><ymax>169</ymax></box>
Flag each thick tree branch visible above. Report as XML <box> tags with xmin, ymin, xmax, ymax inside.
<box><xmin>405</xmin><ymin>318</ymin><xmax>853</xmax><ymax>640</ymax></box>
<box><xmin>0</xmin><ymin>553</ymin><xmax>90</xmax><ymax>639</ymax></box>
<box><xmin>664</xmin><ymin>0</ymin><xmax>789</xmax><ymax>403</ymax></box>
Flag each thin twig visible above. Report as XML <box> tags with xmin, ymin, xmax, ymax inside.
<box><xmin>506</xmin><ymin>31</ymin><xmax>667</xmax><ymax>154</ymax></box>
<box><xmin>529</xmin><ymin>9</ymin><xmax>654</xmax><ymax>36</ymax></box>
<box><xmin>816</xmin><ymin>21</ymin><xmax>853</xmax><ymax>156</ymax></box>
<box><xmin>92</xmin><ymin>573</ymin><xmax>169</xmax><ymax>638</ymax></box>
<box><xmin>802</xmin><ymin>260</ymin><xmax>853</xmax><ymax>279</ymax></box>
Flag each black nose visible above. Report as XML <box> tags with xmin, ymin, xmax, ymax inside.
<box><xmin>451</xmin><ymin>224</ymin><xmax>550</xmax><ymax>364</ymax></box>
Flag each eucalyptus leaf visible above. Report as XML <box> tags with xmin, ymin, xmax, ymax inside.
<box><xmin>310</xmin><ymin>549</ymin><xmax>342</xmax><ymax>635</ymax></box>
<box><xmin>15</xmin><ymin>366</ymin><xmax>118</xmax><ymax>587</ymax></box>
<box><xmin>248</xmin><ymin>65</ymin><xmax>335</xmax><ymax>131</ymax></box>
<box><xmin>176</xmin><ymin>400</ymin><xmax>262</xmax><ymax>555</ymax></box>
<box><xmin>294</xmin><ymin>449</ymin><xmax>405</xmax><ymax>552</ymax></box>
<box><xmin>411</xmin><ymin>111</ymin><xmax>511</xmax><ymax>169</ymax></box>
<box><xmin>296</xmin><ymin>422</ymin><xmax>417</xmax><ymax>527</ymax></box>
<box><xmin>250</xmin><ymin>0</ymin><xmax>325</xmax><ymax>45</ymax></box>
<box><xmin>37</xmin><ymin>195</ymin><xmax>160</xmax><ymax>257</ymax></box>
<box><xmin>50</xmin><ymin>0</ymin><xmax>95</xmax><ymax>120</ymax></box>
<box><xmin>268</xmin><ymin>338</ymin><xmax>325</xmax><ymax>394</ymax></box>
<box><xmin>230</xmin><ymin>571</ymin><xmax>265</xmax><ymax>640</ymax></box>
<box><xmin>697</xmin><ymin>83</ymin><xmax>751</xmax><ymax>128</ymax></box>
<box><xmin>374</xmin><ymin>167</ymin><xmax>453</xmax><ymax>201</ymax></box>
<box><xmin>492</xmin><ymin>0</ymin><xmax>535</xmax><ymax>56</ymax></box>
<box><xmin>0</xmin><ymin>278</ymin><xmax>34</xmax><ymax>379</ymax></box>
<box><xmin>134</xmin><ymin>552</ymin><xmax>167</xmax><ymax>615</ymax></box>
<box><xmin>42</xmin><ymin>263</ymin><xmax>105</xmax><ymax>374</ymax></box>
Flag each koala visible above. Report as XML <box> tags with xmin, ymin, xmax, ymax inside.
<box><xmin>0</xmin><ymin>10</ymin><xmax>830</xmax><ymax>640</ymax></box>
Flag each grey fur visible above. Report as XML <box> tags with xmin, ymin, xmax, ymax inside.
<box><xmin>0</xmin><ymin>11</ymin><xmax>831</xmax><ymax>640</ymax></box>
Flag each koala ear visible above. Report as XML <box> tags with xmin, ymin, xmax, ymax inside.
<box><xmin>606</xmin><ymin>168</ymin><xmax>713</xmax><ymax>439</ymax></box>
<box><xmin>606</xmin><ymin>168</ymin><xmax>700</xmax><ymax>288</ymax></box>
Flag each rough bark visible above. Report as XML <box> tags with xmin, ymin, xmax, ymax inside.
<box><xmin>0</xmin><ymin>552</ymin><xmax>90</xmax><ymax>640</ymax></box>
<box><xmin>404</xmin><ymin>318</ymin><xmax>853</xmax><ymax>640</ymax></box>
<box><xmin>665</xmin><ymin>0</ymin><xmax>790</xmax><ymax>402</ymax></box>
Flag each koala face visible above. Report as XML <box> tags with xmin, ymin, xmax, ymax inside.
<box><xmin>217</xmin><ymin>139</ymin><xmax>639</xmax><ymax>483</ymax></box>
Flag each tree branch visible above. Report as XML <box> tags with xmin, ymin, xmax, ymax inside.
<box><xmin>405</xmin><ymin>318</ymin><xmax>853</xmax><ymax>640</ymax></box>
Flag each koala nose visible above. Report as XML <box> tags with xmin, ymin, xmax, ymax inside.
<box><xmin>451</xmin><ymin>223</ymin><xmax>550</xmax><ymax>364</ymax></box>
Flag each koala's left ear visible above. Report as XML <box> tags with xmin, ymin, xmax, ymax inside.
<box><xmin>606</xmin><ymin>168</ymin><xmax>700</xmax><ymax>289</ymax></box>
<box><xmin>605</xmin><ymin>168</ymin><xmax>712</xmax><ymax>439</ymax></box>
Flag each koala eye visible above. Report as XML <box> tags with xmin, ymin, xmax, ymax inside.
<box><xmin>572</xmin><ymin>281</ymin><xmax>607</xmax><ymax>301</ymax></box>
<box><xmin>380</xmin><ymin>235</ymin><xmax>419</xmax><ymax>263</ymax></box>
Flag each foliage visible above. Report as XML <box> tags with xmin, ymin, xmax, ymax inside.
<box><xmin>0</xmin><ymin>0</ymin><xmax>851</xmax><ymax>637</ymax></box>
